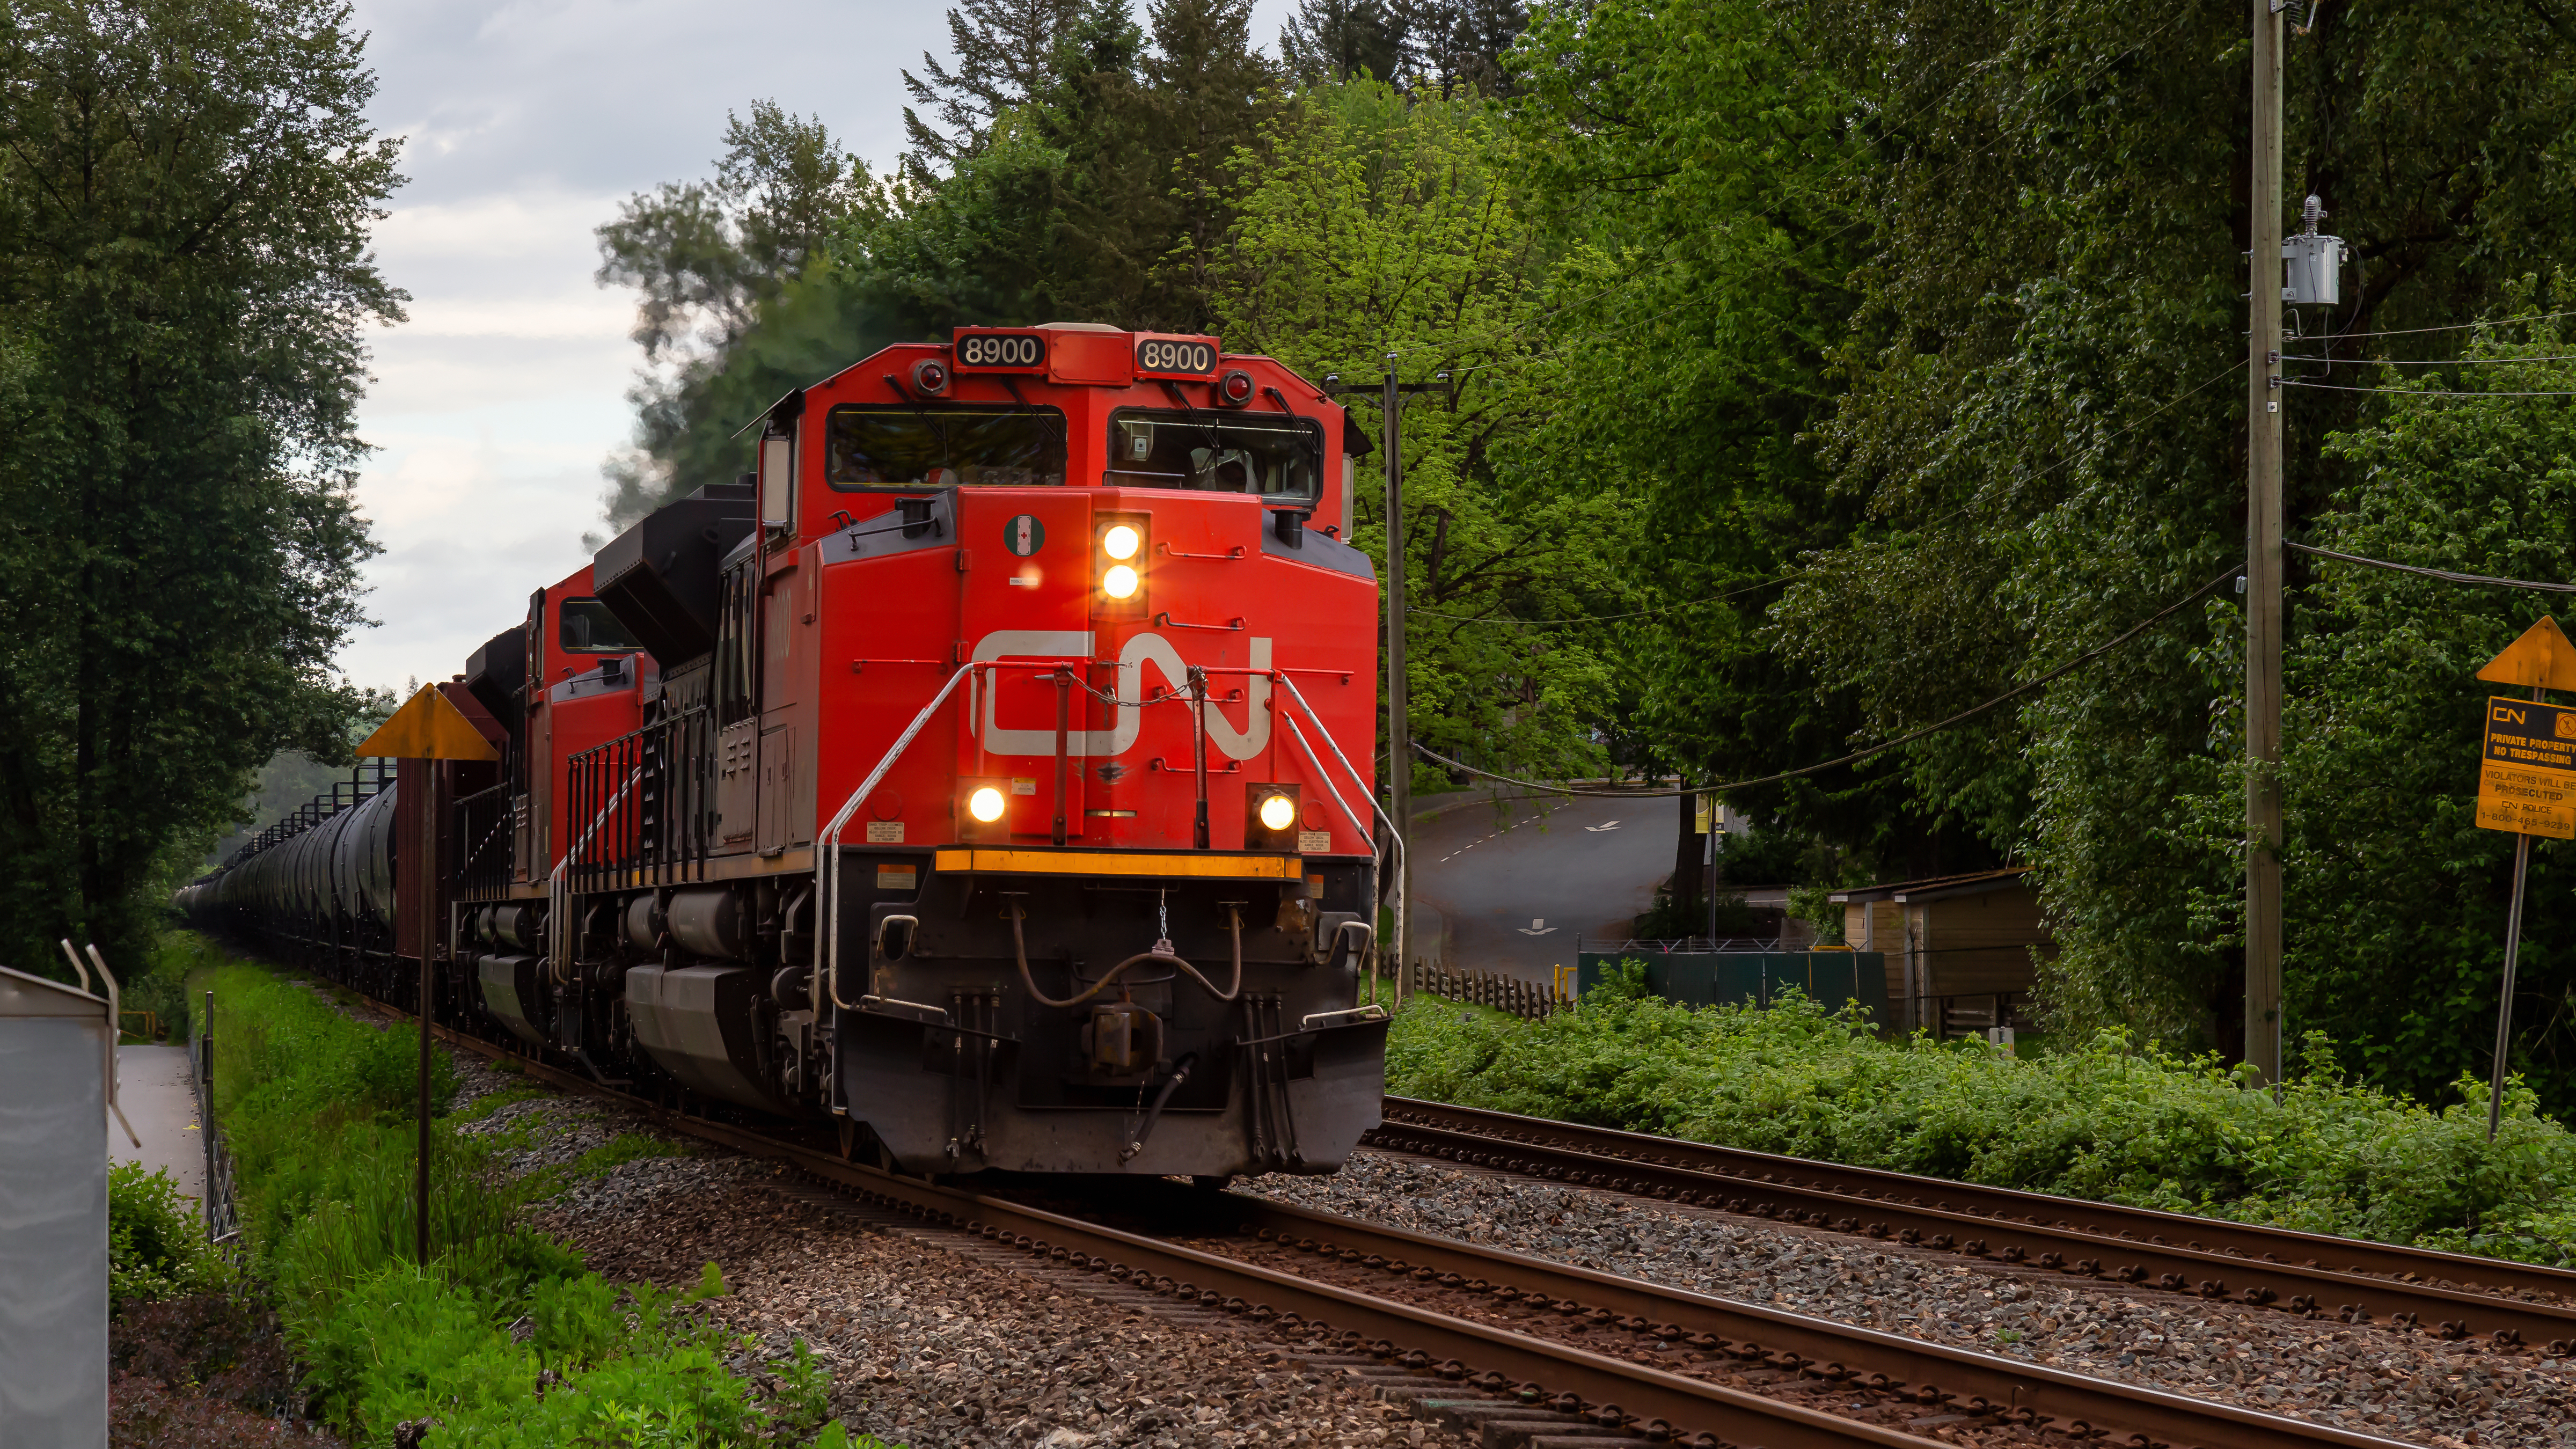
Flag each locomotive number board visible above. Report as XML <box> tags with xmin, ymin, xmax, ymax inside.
<box><xmin>1134</xmin><ymin>334</ymin><xmax>1219</xmax><ymax>377</ymax></box>
<box><xmin>953</xmin><ymin>330</ymin><xmax>1049</xmax><ymax>372</ymax></box>
<box><xmin>2478</xmin><ymin>696</ymin><xmax>2576</xmax><ymax>839</ymax></box>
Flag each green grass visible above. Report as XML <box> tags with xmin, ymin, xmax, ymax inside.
<box><xmin>1391</xmin><ymin>965</ymin><xmax>2576</xmax><ymax>1267</ymax></box>
<box><xmin>452</xmin><ymin>1085</ymin><xmax>547</xmax><ymax>1123</ymax></box>
<box><xmin>174</xmin><ymin>933</ymin><xmax>862</xmax><ymax>1447</ymax></box>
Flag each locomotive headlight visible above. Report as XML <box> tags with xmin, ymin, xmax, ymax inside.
<box><xmin>1245</xmin><ymin>782</ymin><xmax>1304</xmax><ymax>851</ymax></box>
<box><xmin>1093</xmin><ymin>513</ymin><xmax>1148</xmax><ymax>617</ymax></box>
<box><xmin>968</xmin><ymin>785</ymin><xmax>1007</xmax><ymax>823</ymax></box>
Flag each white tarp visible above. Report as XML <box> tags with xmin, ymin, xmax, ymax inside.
<box><xmin>0</xmin><ymin>967</ymin><xmax>109</xmax><ymax>1449</ymax></box>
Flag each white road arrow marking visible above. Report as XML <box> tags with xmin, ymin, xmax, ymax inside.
<box><xmin>1584</xmin><ymin>821</ymin><xmax>1621</xmax><ymax>832</ymax></box>
<box><xmin>1518</xmin><ymin>918</ymin><xmax>1558</xmax><ymax>936</ymax></box>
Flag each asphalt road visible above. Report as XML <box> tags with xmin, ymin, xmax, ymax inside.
<box><xmin>1408</xmin><ymin>792</ymin><xmax>1677</xmax><ymax>982</ymax></box>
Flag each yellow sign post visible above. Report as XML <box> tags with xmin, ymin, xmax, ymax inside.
<box><xmin>2471</xmin><ymin>617</ymin><xmax>2576</xmax><ymax>1139</ymax></box>
<box><xmin>354</xmin><ymin>683</ymin><xmax>499</xmax><ymax>1265</ymax></box>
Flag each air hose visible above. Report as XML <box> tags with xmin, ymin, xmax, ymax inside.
<box><xmin>1009</xmin><ymin>903</ymin><xmax>1242</xmax><ymax>1007</ymax></box>
<box><xmin>1119</xmin><ymin>1053</ymin><xmax>1198</xmax><ymax>1162</ymax></box>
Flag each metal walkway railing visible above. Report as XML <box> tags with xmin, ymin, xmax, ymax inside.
<box><xmin>189</xmin><ymin>990</ymin><xmax>241</xmax><ymax>1246</ymax></box>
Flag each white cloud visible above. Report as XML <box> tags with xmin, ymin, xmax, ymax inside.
<box><xmin>334</xmin><ymin>0</ymin><xmax>1304</xmax><ymax>693</ymax></box>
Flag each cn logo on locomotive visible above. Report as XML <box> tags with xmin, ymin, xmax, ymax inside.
<box><xmin>969</xmin><ymin>629</ymin><xmax>1272</xmax><ymax>761</ymax></box>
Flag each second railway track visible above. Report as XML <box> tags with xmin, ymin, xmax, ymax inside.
<box><xmin>1376</xmin><ymin>1096</ymin><xmax>2576</xmax><ymax>1355</ymax></box>
<box><xmin>402</xmin><ymin>1006</ymin><xmax>2425</xmax><ymax>1449</ymax></box>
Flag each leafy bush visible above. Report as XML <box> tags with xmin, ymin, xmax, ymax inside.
<box><xmin>1390</xmin><ymin>979</ymin><xmax>2576</xmax><ymax>1264</ymax></box>
<box><xmin>185</xmin><ymin>938</ymin><xmax>857</xmax><ymax>1446</ymax></box>
<box><xmin>295</xmin><ymin>1264</ymin><xmax>833</xmax><ymax>1445</ymax></box>
<box><xmin>109</xmin><ymin>1162</ymin><xmax>222</xmax><ymax>1301</ymax></box>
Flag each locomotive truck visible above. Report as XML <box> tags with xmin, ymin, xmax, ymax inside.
<box><xmin>179</xmin><ymin>323</ymin><xmax>1391</xmax><ymax>1180</ymax></box>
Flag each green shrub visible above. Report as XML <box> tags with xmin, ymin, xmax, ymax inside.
<box><xmin>109</xmin><ymin>1161</ymin><xmax>222</xmax><ymax>1301</ymax></box>
<box><xmin>181</xmin><ymin>938</ymin><xmax>857</xmax><ymax>1446</ymax></box>
<box><xmin>295</xmin><ymin>1264</ymin><xmax>835</xmax><ymax>1446</ymax></box>
<box><xmin>1389</xmin><ymin>982</ymin><xmax>2576</xmax><ymax>1263</ymax></box>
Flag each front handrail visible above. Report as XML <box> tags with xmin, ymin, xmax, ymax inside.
<box><xmin>551</xmin><ymin>765</ymin><xmax>644</xmax><ymax>983</ymax></box>
<box><xmin>1275</xmin><ymin>674</ymin><xmax>1405</xmax><ymax>1002</ymax></box>
<box><xmin>815</xmin><ymin>665</ymin><xmax>974</xmax><ymax>1013</ymax></box>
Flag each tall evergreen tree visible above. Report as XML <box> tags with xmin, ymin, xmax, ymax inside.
<box><xmin>0</xmin><ymin>0</ymin><xmax>398</xmax><ymax>976</ymax></box>
<box><xmin>903</xmin><ymin>0</ymin><xmax>1088</xmax><ymax>174</ymax></box>
<box><xmin>1417</xmin><ymin>0</ymin><xmax>1526</xmax><ymax>97</ymax></box>
<box><xmin>1141</xmin><ymin>0</ymin><xmax>1279</xmax><ymax>311</ymax></box>
<box><xmin>595</xmin><ymin>103</ymin><xmax>869</xmax><ymax>525</ymax></box>
<box><xmin>1280</xmin><ymin>0</ymin><xmax>1411</xmax><ymax>85</ymax></box>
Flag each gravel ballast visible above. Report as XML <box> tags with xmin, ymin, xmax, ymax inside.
<box><xmin>1244</xmin><ymin>1151</ymin><xmax>2576</xmax><ymax>1447</ymax></box>
<box><xmin>533</xmin><ymin>1168</ymin><xmax>1470</xmax><ymax>1448</ymax></box>
<box><xmin>387</xmin><ymin>985</ymin><xmax>2576</xmax><ymax>1448</ymax></box>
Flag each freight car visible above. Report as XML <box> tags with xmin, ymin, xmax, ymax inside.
<box><xmin>183</xmin><ymin>323</ymin><xmax>1392</xmax><ymax>1180</ymax></box>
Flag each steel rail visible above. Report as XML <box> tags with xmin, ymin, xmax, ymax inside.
<box><xmin>1379</xmin><ymin>1097</ymin><xmax>2576</xmax><ymax>1352</ymax></box>
<box><xmin>388</xmin><ymin>1006</ymin><xmax>2412</xmax><ymax>1449</ymax></box>
<box><xmin>1212</xmin><ymin>1192</ymin><xmax>2409</xmax><ymax>1449</ymax></box>
<box><xmin>396</xmin><ymin>1015</ymin><xmax>1910</xmax><ymax>1448</ymax></box>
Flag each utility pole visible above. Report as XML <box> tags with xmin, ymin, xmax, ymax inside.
<box><xmin>1326</xmin><ymin>360</ymin><xmax>1450</xmax><ymax>1002</ymax></box>
<box><xmin>1382</xmin><ymin>355</ymin><xmax>1410</xmax><ymax>994</ymax></box>
<box><xmin>2244</xmin><ymin>0</ymin><xmax>2286</xmax><ymax>1087</ymax></box>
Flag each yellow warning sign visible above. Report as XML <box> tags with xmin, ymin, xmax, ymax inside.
<box><xmin>2478</xmin><ymin>696</ymin><xmax>2576</xmax><ymax>839</ymax></box>
<box><xmin>2477</xmin><ymin>616</ymin><xmax>2576</xmax><ymax>693</ymax></box>
<box><xmin>356</xmin><ymin>685</ymin><xmax>502</xmax><ymax>762</ymax></box>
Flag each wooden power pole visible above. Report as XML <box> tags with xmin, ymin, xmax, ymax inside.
<box><xmin>2244</xmin><ymin>0</ymin><xmax>2287</xmax><ymax>1086</ymax></box>
<box><xmin>1381</xmin><ymin>356</ymin><xmax>1411</xmax><ymax>993</ymax></box>
<box><xmin>1328</xmin><ymin>360</ymin><xmax>1449</xmax><ymax>1001</ymax></box>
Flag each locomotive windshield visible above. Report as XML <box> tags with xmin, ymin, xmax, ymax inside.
<box><xmin>1106</xmin><ymin>408</ymin><xmax>1320</xmax><ymax>502</ymax></box>
<box><xmin>825</xmin><ymin>404</ymin><xmax>1067</xmax><ymax>488</ymax></box>
<box><xmin>559</xmin><ymin>598</ymin><xmax>643</xmax><ymax>653</ymax></box>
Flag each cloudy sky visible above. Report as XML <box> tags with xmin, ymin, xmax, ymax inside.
<box><xmin>341</xmin><ymin>0</ymin><xmax>1296</xmax><ymax>692</ymax></box>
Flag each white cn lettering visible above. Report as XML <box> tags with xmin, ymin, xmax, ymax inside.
<box><xmin>968</xmin><ymin>630</ymin><xmax>1271</xmax><ymax>760</ymax></box>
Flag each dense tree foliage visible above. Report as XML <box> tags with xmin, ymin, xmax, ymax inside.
<box><xmin>1204</xmin><ymin>83</ymin><xmax>1630</xmax><ymax>784</ymax></box>
<box><xmin>599</xmin><ymin>0</ymin><xmax>2576</xmax><ymax>1108</ymax></box>
<box><xmin>1773</xmin><ymin>0</ymin><xmax>2576</xmax><ymax>1067</ymax></box>
<box><xmin>2283</xmin><ymin>311</ymin><xmax>2576</xmax><ymax>1104</ymax></box>
<box><xmin>0</xmin><ymin>0</ymin><xmax>397</xmax><ymax>977</ymax></box>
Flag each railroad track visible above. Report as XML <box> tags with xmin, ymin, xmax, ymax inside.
<box><xmin>1376</xmin><ymin>1096</ymin><xmax>2576</xmax><ymax>1356</ymax></box>
<box><xmin>393</xmin><ymin>1009</ymin><xmax>2417</xmax><ymax>1449</ymax></box>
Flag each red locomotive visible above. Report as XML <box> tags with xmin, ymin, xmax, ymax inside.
<box><xmin>184</xmin><ymin>323</ymin><xmax>1391</xmax><ymax>1179</ymax></box>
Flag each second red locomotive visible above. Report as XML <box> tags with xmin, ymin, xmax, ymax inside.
<box><xmin>185</xmin><ymin>322</ymin><xmax>1390</xmax><ymax>1180</ymax></box>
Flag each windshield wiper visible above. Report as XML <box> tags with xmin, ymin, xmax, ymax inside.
<box><xmin>881</xmin><ymin>372</ymin><xmax>955</xmax><ymax>473</ymax></box>
<box><xmin>1000</xmin><ymin>377</ymin><xmax>1071</xmax><ymax>458</ymax></box>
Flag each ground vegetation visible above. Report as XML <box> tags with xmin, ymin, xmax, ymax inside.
<box><xmin>152</xmin><ymin>935</ymin><xmax>853</xmax><ymax>1445</ymax></box>
<box><xmin>1396</xmin><ymin>978</ymin><xmax>2576</xmax><ymax>1266</ymax></box>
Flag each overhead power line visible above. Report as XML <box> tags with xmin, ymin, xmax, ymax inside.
<box><xmin>2284</xmin><ymin>353</ymin><xmax>2576</xmax><ymax>366</ymax></box>
<box><xmin>2328</xmin><ymin>309</ymin><xmax>2576</xmax><ymax>340</ymax></box>
<box><xmin>1411</xmin><ymin>573</ymin><xmax>1791</xmax><ymax>628</ymax></box>
<box><xmin>2282</xmin><ymin>380</ymin><xmax>2576</xmax><ymax>398</ymax></box>
<box><xmin>1414</xmin><ymin>562</ymin><xmax>2244</xmax><ymax>801</ymax></box>
<box><xmin>2289</xmin><ymin>542</ymin><xmax>2576</xmax><ymax>594</ymax></box>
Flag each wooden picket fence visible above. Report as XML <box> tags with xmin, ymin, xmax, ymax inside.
<box><xmin>1417</xmin><ymin>965</ymin><xmax>1570</xmax><ymax>1020</ymax></box>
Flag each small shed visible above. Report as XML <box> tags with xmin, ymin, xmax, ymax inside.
<box><xmin>0</xmin><ymin>963</ymin><xmax>111</xmax><ymax>1447</ymax></box>
<box><xmin>1831</xmin><ymin>868</ymin><xmax>2053</xmax><ymax>1037</ymax></box>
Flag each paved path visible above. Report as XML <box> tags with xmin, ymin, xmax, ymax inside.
<box><xmin>1411</xmin><ymin>793</ymin><xmax>1676</xmax><ymax>982</ymax></box>
<box><xmin>109</xmin><ymin>1044</ymin><xmax>204</xmax><ymax>1210</ymax></box>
